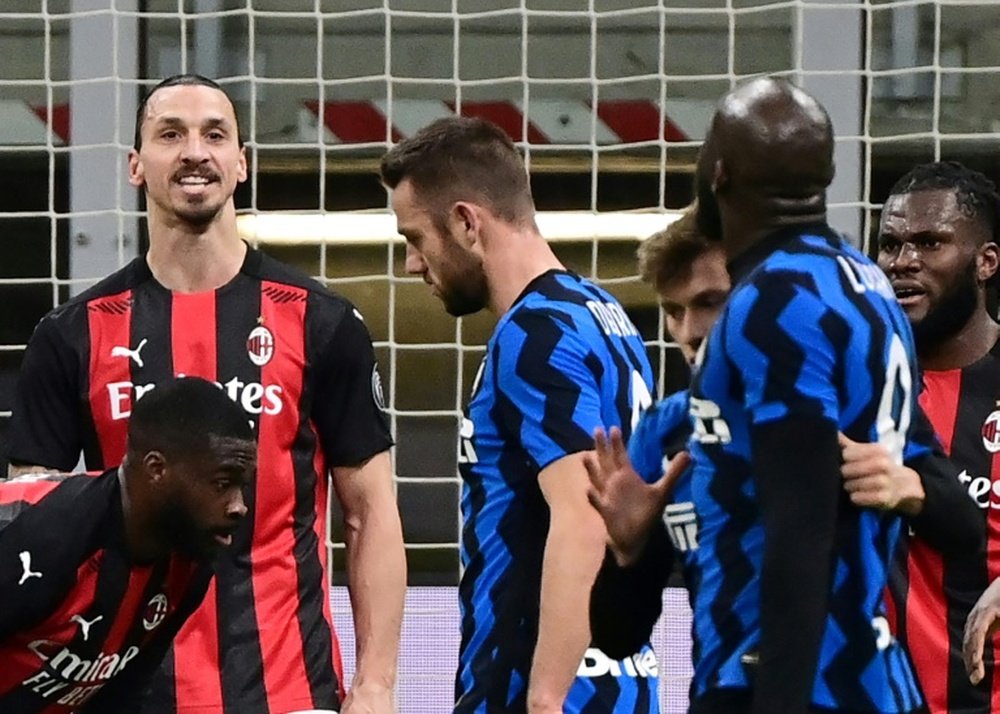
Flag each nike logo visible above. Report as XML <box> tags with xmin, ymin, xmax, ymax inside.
<box><xmin>110</xmin><ymin>338</ymin><xmax>148</xmax><ymax>367</ymax></box>
<box><xmin>18</xmin><ymin>551</ymin><xmax>42</xmax><ymax>585</ymax></box>
<box><xmin>71</xmin><ymin>614</ymin><xmax>104</xmax><ymax>642</ymax></box>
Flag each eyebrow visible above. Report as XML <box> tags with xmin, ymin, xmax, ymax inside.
<box><xmin>152</xmin><ymin>116</ymin><xmax>232</xmax><ymax>132</ymax></box>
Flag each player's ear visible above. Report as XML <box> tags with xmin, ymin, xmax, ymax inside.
<box><xmin>141</xmin><ymin>450</ymin><xmax>167</xmax><ymax>484</ymax></box>
<box><xmin>977</xmin><ymin>242</ymin><xmax>1000</xmax><ymax>284</ymax></box>
<box><xmin>452</xmin><ymin>201</ymin><xmax>482</xmax><ymax>249</ymax></box>
<box><xmin>127</xmin><ymin>149</ymin><xmax>145</xmax><ymax>188</ymax></box>
<box><xmin>236</xmin><ymin>145</ymin><xmax>248</xmax><ymax>184</ymax></box>
<box><xmin>712</xmin><ymin>158</ymin><xmax>728</xmax><ymax>193</ymax></box>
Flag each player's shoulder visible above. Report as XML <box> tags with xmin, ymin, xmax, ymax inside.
<box><xmin>753</xmin><ymin>225</ymin><xmax>849</xmax><ymax>278</ymax></box>
<box><xmin>500</xmin><ymin>269</ymin><xmax>634</xmax><ymax>342</ymax></box>
<box><xmin>732</xmin><ymin>225</ymin><xmax>887</xmax><ymax>315</ymax></box>
<box><xmin>243</xmin><ymin>248</ymin><xmax>358</xmax><ymax>320</ymax></box>
<box><xmin>0</xmin><ymin>471</ymin><xmax>112</xmax><ymax>528</ymax></box>
<box><xmin>40</xmin><ymin>257</ymin><xmax>149</xmax><ymax>327</ymax></box>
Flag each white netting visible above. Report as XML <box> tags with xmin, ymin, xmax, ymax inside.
<box><xmin>3</xmin><ymin>1</ymin><xmax>1000</xmax><ymax>710</ymax></box>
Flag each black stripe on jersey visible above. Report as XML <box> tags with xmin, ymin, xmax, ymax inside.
<box><xmin>70</xmin><ymin>301</ymin><xmax>106</xmax><ymax>471</ymax></box>
<box><xmin>459</xmin><ymin>353</ymin><xmax>548</xmax><ymax>710</ymax></box>
<box><xmin>511</xmin><ymin>311</ymin><xmax>591</xmax><ymax>459</ymax></box>
<box><xmin>819</xmin><ymin>311</ymin><xmax>849</xmax><ymax>407</ymax></box>
<box><xmin>129</xmin><ymin>277</ymin><xmax>177</xmax><ymax>712</ymax></box>
<box><xmin>705</xmin><ymin>447</ymin><xmax>757</xmax><ymax>677</ymax></box>
<box><xmin>581</xmin><ymin>679</ymin><xmax>621</xmax><ymax>714</ymax></box>
<box><xmin>293</xmin><ymin>294</ymin><xmax>338</xmax><ymax>708</ymax></box>
<box><xmin>535</xmin><ymin>277</ymin><xmax>648</xmax><ymax>440</ymax></box>
<box><xmin>213</xmin><ymin>278</ymin><xmax>269</xmax><ymax>713</ymax></box>
<box><xmin>944</xmin><ymin>363</ymin><xmax>995</xmax><ymax>710</ymax></box>
<box><xmin>121</xmin><ymin>561</ymin><xmax>173</xmax><ymax>650</ymax></box>
<box><xmin>73</xmin><ymin>537</ymin><xmax>133</xmax><ymax>658</ymax></box>
<box><xmin>831</xmin><ymin>266</ymin><xmax>891</xmax><ymax>443</ymax></box>
<box><xmin>823</xmin><ymin>507</ymin><xmax>881</xmax><ymax>711</ymax></box>
<box><xmin>130</xmin><ymin>282</ymin><xmax>174</xmax><ymax>388</ymax></box>
<box><xmin>740</xmin><ymin>271</ymin><xmax>825</xmax><ymax>419</ymax></box>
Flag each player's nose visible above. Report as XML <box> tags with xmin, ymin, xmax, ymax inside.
<box><xmin>227</xmin><ymin>492</ymin><xmax>248</xmax><ymax>520</ymax></box>
<box><xmin>404</xmin><ymin>243</ymin><xmax>427</xmax><ymax>276</ymax></box>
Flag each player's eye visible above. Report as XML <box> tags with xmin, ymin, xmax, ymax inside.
<box><xmin>213</xmin><ymin>479</ymin><xmax>233</xmax><ymax>492</ymax></box>
<box><xmin>206</xmin><ymin>131</ymin><xmax>226</xmax><ymax>141</ymax></box>
<box><xmin>877</xmin><ymin>239</ymin><xmax>899</xmax><ymax>253</ymax></box>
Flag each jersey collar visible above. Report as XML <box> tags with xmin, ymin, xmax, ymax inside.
<box><xmin>726</xmin><ymin>222</ymin><xmax>839</xmax><ymax>284</ymax></box>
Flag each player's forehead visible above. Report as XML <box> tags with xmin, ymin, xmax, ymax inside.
<box><xmin>881</xmin><ymin>188</ymin><xmax>963</xmax><ymax>232</ymax></box>
<box><xmin>660</xmin><ymin>249</ymin><xmax>730</xmax><ymax>305</ymax></box>
<box><xmin>141</xmin><ymin>84</ymin><xmax>238</xmax><ymax>131</ymax></box>
<box><xmin>391</xmin><ymin>179</ymin><xmax>436</xmax><ymax>235</ymax></box>
<box><xmin>206</xmin><ymin>435</ymin><xmax>256</xmax><ymax>464</ymax></box>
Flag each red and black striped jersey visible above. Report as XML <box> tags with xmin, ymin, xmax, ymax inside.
<box><xmin>888</xmin><ymin>340</ymin><xmax>1000</xmax><ymax>714</ymax></box>
<box><xmin>8</xmin><ymin>247</ymin><xmax>393</xmax><ymax>713</ymax></box>
<box><xmin>0</xmin><ymin>470</ymin><xmax>209</xmax><ymax>714</ymax></box>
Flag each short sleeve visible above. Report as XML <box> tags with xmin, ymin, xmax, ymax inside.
<box><xmin>8</xmin><ymin>314</ymin><xmax>83</xmax><ymax>471</ymax></box>
<box><xmin>628</xmin><ymin>390</ymin><xmax>690</xmax><ymax>484</ymax></box>
<box><xmin>725</xmin><ymin>278</ymin><xmax>839</xmax><ymax>427</ymax></box>
<box><xmin>495</xmin><ymin>310</ymin><xmax>603</xmax><ymax>470</ymax></box>
<box><xmin>311</xmin><ymin>307</ymin><xmax>393</xmax><ymax>468</ymax></box>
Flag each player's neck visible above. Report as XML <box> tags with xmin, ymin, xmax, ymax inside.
<box><xmin>146</xmin><ymin>212</ymin><xmax>247</xmax><ymax>293</ymax></box>
<box><xmin>118</xmin><ymin>467</ymin><xmax>167</xmax><ymax>564</ymax></box>
<box><xmin>486</xmin><ymin>228</ymin><xmax>564</xmax><ymax>315</ymax></box>
<box><xmin>918</xmin><ymin>310</ymin><xmax>1000</xmax><ymax>371</ymax></box>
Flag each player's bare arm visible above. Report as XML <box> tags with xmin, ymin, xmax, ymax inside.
<box><xmin>964</xmin><ymin>577</ymin><xmax>1000</xmax><ymax>685</ymax></box>
<box><xmin>585</xmin><ymin>425</ymin><xmax>689</xmax><ymax>566</ymax></box>
<box><xmin>528</xmin><ymin>452</ymin><xmax>608</xmax><ymax>713</ymax></box>
<box><xmin>332</xmin><ymin>450</ymin><xmax>405</xmax><ymax>714</ymax></box>
<box><xmin>839</xmin><ymin>433</ymin><xmax>925</xmax><ymax>515</ymax></box>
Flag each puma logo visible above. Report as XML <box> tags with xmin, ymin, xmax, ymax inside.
<box><xmin>110</xmin><ymin>338</ymin><xmax>148</xmax><ymax>367</ymax></box>
<box><xmin>18</xmin><ymin>551</ymin><xmax>42</xmax><ymax>585</ymax></box>
<box><xmin>70</xmin><ymin>613</ymin><xmax>104</xmax><ymax>642</ymax></box>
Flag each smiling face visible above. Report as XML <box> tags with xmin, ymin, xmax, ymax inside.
<box><xmin>877</xmin><ymin>188</ymin><xmax>994</xmax><ymax>346</ymax></box>
<box><xmin>391</xmin><ymin>178</ymin><xmax>488</xmax><ymax>317</ymax></box>
<box><xmin>128</xmin><ymin>84</ymin><xmax>247</xmax><ymax>228</ymax></box>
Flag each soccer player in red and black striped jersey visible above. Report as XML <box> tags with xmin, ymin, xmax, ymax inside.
<box><xmin>877</xmin><ymin>160</ymin><xmax>1000</xmax><ymax>713</ymax></box>
<box><xmin>0</xmin><ymin>377</ymin><xmax>254</xmax><ymax>714</ymax></box>
<box><xmin>7</xmin><ymin>75</ymin><xmax>405</xmax><ymax>714</ymax></box>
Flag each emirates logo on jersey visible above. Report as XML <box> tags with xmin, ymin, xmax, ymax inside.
<box><xmin>983</xmin><ymin>410</ymin><xmax>1000</xmax><ymax>453</ymax></box>
<box><xmin>247</xmin><ymin>326</ymin><xmax>275</xmax><ymax>367</ymax></box>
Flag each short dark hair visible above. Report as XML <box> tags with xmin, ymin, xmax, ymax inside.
<box><xmin>133</xmin><ymin>74</ymin><xmax>243</xmax><ymax>151</ymax></box>
<box><xmin>379</xmin><ymin>116</ymin><xmax>535</xmax><ymax>229</ymax></box>
<box><xmin>637</xmin><ymin>201</ymin><xmax>716</xmax><ymax>289</ymax></box>
<box><xmin>888</xmin><ymin>160</ymin><xmax>1000</xmax><ymax>244</ymax></box>
<box><xmin>127</xmin><ymin>377</ymin><xmax>253</xmax><ymax>460</ymax></box>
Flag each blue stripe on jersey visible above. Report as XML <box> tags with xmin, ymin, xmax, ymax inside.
<box><xmin>688</xmin><ymin>229</ymin><xmax>930</xmax><ymax>713</ymax></box>
<box><xmin>456</xmin><ymin>270</ymin><xmax>658</xmax><ymax>713</ymax></box>
<box><xmin>627</xmin><ymin>390</ymin><xmax>698</xmax><ymax>577</ymax></box>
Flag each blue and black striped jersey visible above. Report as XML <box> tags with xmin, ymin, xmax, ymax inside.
<box><xmin>456</xmin><ymin>269</ymin><xmax>658</xmax><ymax>713</ymax></box>
<box><xmin>628</xmin><ymin>390</ymin><xmax>697</xmax><ymax>583</ymax></box>
<box><xmin>688</xmin><ymin>227</ymin><xmax>930</xmax><ymax>713</ymax></box>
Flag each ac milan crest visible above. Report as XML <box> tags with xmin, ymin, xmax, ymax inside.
<box><xmin>983</xmin><ymin>410</ymin><xmax>1000</xmax><ymax>453</ymax></box>
<box><xmin>247</xmin><ymin>325</ymin><xmax>275</xmax><ymax>367</ymax></box>
<box><xmin>143</xmin><ymin>593</ymin><xmax>169</xmax><ymax>631</ymax></box>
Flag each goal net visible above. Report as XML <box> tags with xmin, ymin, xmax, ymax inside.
<box><xmin>2</xmin><ymin>0</ymin><xmax>999</xmax><ymax>710</ymax></box>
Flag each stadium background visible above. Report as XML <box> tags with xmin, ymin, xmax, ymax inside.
<box><xmin>1</xmin><ymin>1</ymin><xmax>998</xmax><ymax>710</ymax></box>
